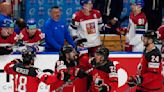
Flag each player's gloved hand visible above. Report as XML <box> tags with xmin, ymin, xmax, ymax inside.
<box><xmin>95</xmin><ymin>78</ymin><xmax>103</xmax><ymax>86</ymax></box>
<box><xmin>74</xmin><ymin>68</ymin><xmax>87</xmax><ymax>78</ymax></box>
<box><xmin>90</xmin><ymin>58</ymin><xmax>96</xmax><ymax>66</ymax></box>
<box><xmin>27</xmin><ymin>45</ymin><xmax>39</xmax><ymax>52</ymax></box>
<box><xmin>99</xmin><ymin>85</ymin><xmax>108</xmax><ymax>92</ymax></box>
<box><xmin>57</xmin><ymin>72</ymin><xmax>71</xmax><ymax>82</ymax></box>
<box><xmin>127</xmin><ymin>75</ymin><xmax>143</xmax><ymax>87</ymax></box>
<box><xmin>0</xmin><ymin>46</ymin><xmax>13</xmax><ymax>55</ymax></box>
<box><xmin>15</xmin><ymin>40</ymin><xmax>24</xmax><ymax>46</ymax></box>
<box><xmin>95</xmin><ymin>78</ymin><xmax>110</xmax><ymax>92</ymax></box>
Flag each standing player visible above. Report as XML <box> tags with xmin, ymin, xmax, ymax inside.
<box><xmin>69</xmin><ymin>0</ymin><xmax>103</xmax><ymax>57</ymax></box>
<box><xmin>88</xmin><ymin>47</ymin><xmax>118</xmax><ymax>92</ymax></box>
<box><xmin>127</xmin><ymin>31</ymin><xmax>163</xmax><ymax>92</ymax></box>
<box><xmin>4</xmin><ymin>48</ymin><xmax>67</xmax><ymax>92</ymax></box>
<box><xmin>50</xmin><ymin>45</ymin><xmax>88</xmax><ymax>92</ymax></box>
<box><xmin>126</xmin><ymin>0</ymin><xmax>148</xmax><ymax>52</ymax></box>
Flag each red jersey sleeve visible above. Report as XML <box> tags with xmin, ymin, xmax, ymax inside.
<box><xmin>4</xmin><ymin>60</ymin><xmax>17</xmax><ymax>74</ymax></box>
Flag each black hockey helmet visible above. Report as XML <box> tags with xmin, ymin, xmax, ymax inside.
<box><xmin>143</xmin><ymin>30</ymin><xmax>157</xmax><ymax>42</ymax></box>
<box><xmin>22</xmin><ymin>48</ymin><xmax>36</xmax><ymax>65</ymax></box>
<box><xmin>96</xmin><ymin>47</ymin><xmax>109</xmax><ymax>60</ymax></box>
<box><xmin>60</xmin><ymin>45</ymin><xmax>74</xmax><ymax>55</ymax></box>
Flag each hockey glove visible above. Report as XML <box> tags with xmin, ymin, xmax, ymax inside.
<box><xmin>57</xmin><ymin>72</ymin><xmax>71</xmax><ymax>82</ymax></box>
<box><xmin>0</xmin><ymin>46</ymin><xmax>13</xmax><ymax>55</ymax></box>
<box><xmin>95</xmin><ymin>78</ymin><xmax>111</xmax><ymax>92</ymax></box>
<box><xmin>90</xmin><ymin>58</ymin><xmax>97</xmax><ymax>67</ymax></box>
<box><xmin>99</xmin><ymin>85</ymin><xmax>108</xmax><ymax>92</ymax></box>
<box><xmin>127</xmin><ymin>75</ymin><xmax>143</xmax><ymax>87</ymax></box>
<box><xmin>26</xmin><ymin>45</ymin><xmax>39</xmax><ymax>53</ymax></box>
<box><xmin>74</xmin><ymin>68</ymin><xmax>88</xmax><ymax>78</ymax></box>
<box><xmin>95</xmin><ymin>78</ymin><xmax>103</xmax><ymax>86</ymax></box>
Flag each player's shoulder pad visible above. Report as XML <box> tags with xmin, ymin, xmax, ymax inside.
<box><xmin>149</xmin><ymin>47</ymin><xmax>161</xmax><ymax>56</ymax></box>
<box><xmin>92</xmin><ymin>9</ymin><xmax>101</xmax><ymax>18</ymax></box>
<box><xmin>145</xmin><ymin>47</ymin><xmax>162</xmax><ymax>62</ymax></box>
<box><xmin>72</xmin><ymin>11</ymin><xmax>81</xmax><ymax>21</ymax></box>
<box><xmin>92</xmin><ymin>9</ymin><xmax>101</xmax><ymax>14</ymax></box>
<box><xmin>13</xmin><ymin>63</ymin><xmax>38</xmax><ymax>77</ymax></box>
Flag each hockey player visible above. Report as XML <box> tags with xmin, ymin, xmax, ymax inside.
<box><xmin>18</xmin><ymin>19</ymin><xmax>45</xmax><ymax>52</ymax></box>
<box><xmin>19</xmin><ymin>19</ymin><xmax>44</xmax><ymax>44</ymax></box>
<box><xmin>50</xmin><ymin>45</ymin><xmax>88</xmax><ymax>92</ymax></box>
<box><xmin>126</xmin><ymin>0</ymin><xmax>148</xmax><ymax>52</ymax></box>
<box><xmin>3</xmin><ymin>48</ymin><xmax>68</xmax><ymax>92</ymax></box>
<box><xmin>127</xmin><ymin>30</ymin><xmax>163</xmax><ymax>92</ymax></box>
<box><xmin>88</xmin><ymin>47</ymin><xmax>118</xmax><ymax>92</ymax></box>
<box><xmin>69</xmin><ymin>0</ymin><xmax>103</xmax><ymax>57</ymax></box>
<box><xmin>157</xmin><ymin>25</ymin><xmax>164</xmax><ymax>53</ymax></box>
<box><xmin>0</xmin><ymin>19</ymin><xmax>18</xmax><ymax>55</ymax></box>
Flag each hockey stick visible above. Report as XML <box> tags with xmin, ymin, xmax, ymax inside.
<box><xmin>117</xmin><ymin>16</ymin><xmax>129</xmax><ymax>51</ymax></box>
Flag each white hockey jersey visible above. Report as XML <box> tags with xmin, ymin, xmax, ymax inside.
<box><xmin>126</xmin><ymin>12</ymin><xmax>148</xmax><ymax>52</ymax></box>
<box><xmin>69</xmin><ymin>9</ymin><xmax>102</xmax><ymax>48</ymax></box>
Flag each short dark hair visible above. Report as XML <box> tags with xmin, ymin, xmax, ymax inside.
<box><xmin>51</xmin><ymin>6</ymin><xmax>60</xmax><ymax>10</ymax></box>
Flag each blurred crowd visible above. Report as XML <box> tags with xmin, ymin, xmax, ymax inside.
<box><xmin>0</xmin><ymin>0</ymin><xmax>164</xmax><ymax>55</ymax></box>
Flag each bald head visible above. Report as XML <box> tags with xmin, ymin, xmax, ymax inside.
<box><xmin>0</xmin><ymin>2</ymin><xmax>12</xmax><ymax>16</ymax></box>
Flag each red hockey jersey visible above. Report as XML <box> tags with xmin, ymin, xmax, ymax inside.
<box><xmin>50</xmin><ymin>60</ymin><xmax>87</xmax><ymax>92</ymax></box>
<box><xmin>88</xmin><ymin>60</ymin><xmax>118</xmax><ymax>92</ymax></box>
<box><xmin>137</xmin><ymin>47</ymin><xmax>163</xmax><ymax>91</ymax></box>
<box><xmin>4</xmin><ymin>59</ymin><xmax>59</xmax><ymax>92</ymax></box>
<box><xmin>0</xmin><ymin>30</ymin><xmax>17</xmax><ymax>45</ymax></box>
<box><xmin>19</xmin><ymin>28</ymin><xmax>44</xmax><ymax>43</ymax></box>
<box><xmin>129</xmin><ymin>12</ymin><xmax>147</xmax><ymax>31</ymax></box>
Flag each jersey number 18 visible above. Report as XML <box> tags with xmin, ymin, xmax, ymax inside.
<box><xmin>15</xmin><ymin>75</ymin><xmax>27</xmax><ymax>92</ymax></box>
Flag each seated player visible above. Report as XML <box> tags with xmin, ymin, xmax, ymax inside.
<box><xmin>18</xmin><ymin>19</ymin><xmax>45</xmax><ymax>52</ymax></box>
<box><xmin>0</xmin><ymin>19</ymin><xmax>18</xmax><ymax>55</ymax></box>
